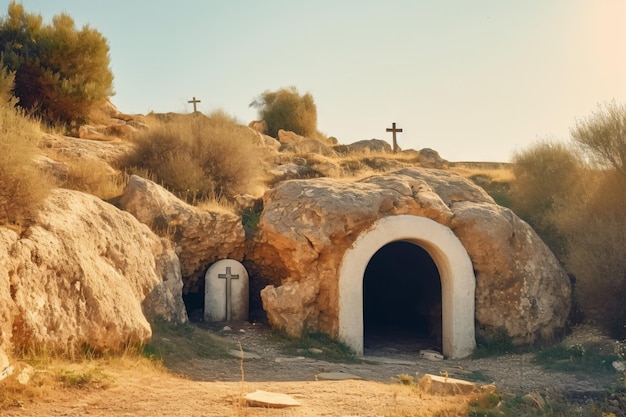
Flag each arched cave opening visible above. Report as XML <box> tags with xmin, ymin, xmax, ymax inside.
<box><xmin>182</xmin><ymin>282</ymin><xmax>205</xmax><ymax>322</ymax></box>
<box><xmin>363</xmin><ymin>240</ymin><xmax>442</xmax><ymax>353</ymax></box>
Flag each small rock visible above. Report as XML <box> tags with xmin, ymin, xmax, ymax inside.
<box><xmin>522</xmin><ymin>392</ymin><xmax>545</xmax><ymax>409</ymax></box>
<box><xmin>418</xmin><ymin>374</ymin><xmax>476</xmax><ymax>395</ymax></box>
<box><xmin>308</xmin><ymin>348</ymin><xmax>323</xmax><ymax>354</ymax></box>
<box><xmin>0</xmin><ymin>365</ymin><xmax>14</xmax><ymax>382</ymax></box>
<box><xmin>17</xmin><ymin>366</ymin><xmax>34</xmax><ymax>385</ymax></box>
<box><xmin>239</xmin><ymin>329</ymin><xmax>246</xmax><ymax>333</ymax></box>
<box><xmin>245</xmin><ymin>390</ymin><xmax>301</xmax><ymax>408</ymax></box>
<box><xmin>612</xmin><ymin>361</ymin><xmax>625</xmax><ymax>372</ymax></box>
<box><xmin>222</xmin><ymin>326</ymin><xmax>232</xmax><ymax>332</ymax></box>
<box><xmin>419</xmin><ymin>349</ymin><xmax>444</xmax><ymax>361</ymax></box>
<box><xmin>317</xmin><ymin>372</ymin><xmax>362</xmax><ymax>381</ymax></box>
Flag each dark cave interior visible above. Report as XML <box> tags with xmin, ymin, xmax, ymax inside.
<box><xmin>363</xmin><ymin>240</ymin><xmax>442</xmax><ymax>352</ymax></box>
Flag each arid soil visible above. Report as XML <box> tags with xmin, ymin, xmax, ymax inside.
<box><xmin>1</xmin><ymin>323</ymin><xmax>619</xmax><ymax>417</ymax></box>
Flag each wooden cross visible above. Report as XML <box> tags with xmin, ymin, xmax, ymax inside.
<box><xmin>386</xmin><ymin>122</ymin><xmax>403</xmax><ymax>153</ymax></box>
<box><xmin>187</xmin><ymin>96</ymin><xmax>201</xmax><ymax>113</ymax></box>
<box><xmin>218</xmin><ymin>267</ymin><xmax>239</xmax><ymax>321</ymax></box>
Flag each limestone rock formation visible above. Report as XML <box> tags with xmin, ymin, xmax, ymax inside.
<box><xmin>119</xmin><ymin>175</ymin><xmax>246</xmax><ymax>291</ymax></box>
<box><xmin>248</xmin><ymin>167</ymin><xmax>571</xmax><ymax>344</ymax></box>
<box><xmin>39</xmin><ymin>133</ymin><xmax>134</xmax><ymax>166</ymax></box>
<box><xmin>280</xmin><ymin>138</ymin><xmax>338</xmax><ymax>158</ymax></box>
<box><xmin>248</xmin><ymin>120</ymin><xmax>268</xmax><ymax>135</ymax></box>
<box><xmin>0</xmin><ymin>189</ymin><xmax>186</xmax><ymax>356</ymax></box>
<box><xmin>347</xmin><ymin>139</ymin><xmax>393</xmax><ymax>153</ymax></box>
<box><xmin>277</xmin><ymin>129</ymin><xmax>304</xmax><ymax>144</ymax></box>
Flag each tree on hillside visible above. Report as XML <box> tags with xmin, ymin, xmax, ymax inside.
<box><xmin>0</xmin><ymin>1</ymin><xmax>114</xmax><ymax>126</ymax></box>
<box><xmin>571</xmin><ymin>100</ymin><xmax>626</xmax><ymax>178</ymax></box>
<box><xmin>510</xmin><ymin>141</ymin><xmax>583</xmax><ymax>260</ymax></box>
<box><xmin>250</xmin><ymin>86</ymin><xmax>317</xmax><ymax>138</ymax></box>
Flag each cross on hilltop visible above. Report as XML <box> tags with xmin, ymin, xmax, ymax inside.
<box><xmin>188</xmin><ymin>96</ymin><xmax>201</xmax><ymax>113</ymax></box>
<box><xmin>386</xmin><ymin>122</ymin><xmax>403</xmax><ymax>153</ymax></box>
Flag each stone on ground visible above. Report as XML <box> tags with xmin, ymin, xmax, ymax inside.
<box><xmin>245</xmin><ymin>390</ymin><xmax>301</xmax><ymax>408</ymax></box>
<box><xmin>418</xmin><ymin>374</ymin><xmax>476</xmax><ymax>395</ymax></box>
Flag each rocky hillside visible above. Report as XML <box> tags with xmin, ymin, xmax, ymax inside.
<box><xmin>0</xmin><ymin>104</ymin><xmax>523</xmax><ymax>362</ymax></box>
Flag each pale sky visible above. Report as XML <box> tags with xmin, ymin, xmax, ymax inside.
<box><xmin>14</xmin><ymin>1</ymin><xmax>626</xmax><ymax>162</ymax></box>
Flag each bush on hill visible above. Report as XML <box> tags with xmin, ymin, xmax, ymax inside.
<box><xmin>122</xmin><ymin>111</ymin><xmax>269</xmax><ymax>203</ymax></box>
<box><xmin>0</xmin><ymin>2</ymin><xmax>114</xmax><ymax>127</ymax></box>
<box><xmin>511</xmin><ymin>103</ymin><xmax>626</xmax><ymax>337</ymax></box>
<box><xmin>250</xmin><ymin>86</ymin><xmax>317</xmax><ymax>138</ymax></box>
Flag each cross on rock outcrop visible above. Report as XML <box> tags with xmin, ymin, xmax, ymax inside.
<box><xmin>386</xmin><ymin>122</ymin><xmax>403</xmax><ymax>153</ymax></box>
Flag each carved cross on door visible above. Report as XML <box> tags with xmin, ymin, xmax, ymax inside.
<box><xmin>218</xmin><ymin>266</ymin><xmax>239</xmax><ymax>321</ymax></box>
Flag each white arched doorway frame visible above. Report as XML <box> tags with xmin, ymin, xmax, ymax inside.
<box><xmin>338</xmin><ymin>215</ymin><xmax>476</xmax><ymax>359</ymax></box>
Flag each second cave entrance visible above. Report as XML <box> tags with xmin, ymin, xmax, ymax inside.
<box><xmin>363</xmin><ymin>240</ymin><xmax>442</xmax><ymax>353</ymax></box>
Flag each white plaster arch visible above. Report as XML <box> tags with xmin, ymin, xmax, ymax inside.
<box><xmin>338</xmin><ymin>215</ymin><xmax>476</xmax><ymax>358</ymax></box>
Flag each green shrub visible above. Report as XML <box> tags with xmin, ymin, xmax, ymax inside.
<box><xmin>0</xmin><ymin>2</ymin><xmax>114</xmax><ymax>126</ymax></box>
<box><xmin>533</xmin><ymin>342</ymin><xmax>618</xmax><ymax>374</ymax></box>
<box><xmin>123</xmin><ymin>111</ymin><xmax>268</xmax><ymax>203</ymax></box>
<box><xmin>250</xmin><ymin>86</ymin><xmax>317</xmax><ymax>138</ymax></box>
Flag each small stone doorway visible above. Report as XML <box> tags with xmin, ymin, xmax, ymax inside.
<box><xmin>363</xmin><ymin>241</ymin><xmax>442</xmax><ymax>354</ymax></box>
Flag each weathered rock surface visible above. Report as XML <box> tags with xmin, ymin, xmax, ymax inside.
<box><xmin>0</xmin><ymin>189</ymin><xmax>186</xmax><ymax>355</ymax></box>
<box><xmin>248</xmin><ymin>120</ymin><xmax>268</xmax><ymax>135</ymax></box>
<box><xmin>280</xmin><ymin>138</ymin><xmax>338</xmax><ymax>158</ymax></box>
<box><xmin>277</xmin><ymin>129</ymin><xmax>304</xmax><ymax>144</ymax></box>
<box><xmin>39</xmin><ymin>133</ymin><xmax>134</xmax><ymax>166</ymax></box>
<box><xmin>119</xmin><ymin>175</ymin><xmax>246</xmax><ymax>291</ymax></box>
<box><xmin>346</xmin><ymin>138</ymin><xmax>393</xmax><ymax>153</ymax></box>
<box><xmin>248</xmin><ymin>167</ymin><xmax>571</xmax><ymax>344</ymax></box>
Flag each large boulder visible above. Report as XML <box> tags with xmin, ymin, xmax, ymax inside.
<box><xmin>347</xmin><ymin>139</ymin><xmax>393</xmax><ymax>153</ymax></box>
<box><xmin>247</xmin><ymin>167</ymin><xmax>571</xmax><ymax>344</ymax></box>
<box><xmin>119</xmin><ymin>175</ymin><xmax>246</xmax><ymax>292</ymax></box>
<box><xmin>0</xmin><ymin>189</ymin><xmax>186</xmax><ymax>356</ymax></box>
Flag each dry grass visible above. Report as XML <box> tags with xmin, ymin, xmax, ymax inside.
<box><xmin>0</xmin><ymin>353</ymin><xmax>482</xmax><ymax>416</ymax></box>
<box><xmin>56</xmin><ymin>157</ymin><xmax>128</xmax><ymax>201</ymax></box>
<box><xmin>123</xmin><ymin>111</ymin><xmax>270</xmax><ymax>204</ymax></box>
<box><xmin>449</xmin><ymin>163</ymin><xmax>514</xmax><ymax>183</ymax></box>
<box><xmin>0</xmin><ymin>104</ymin><xmax>52</xmax><ymax>227</ymax></box>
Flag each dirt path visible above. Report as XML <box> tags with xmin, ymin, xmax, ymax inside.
<box><xmin>1</xmin><ymin>322</ymin><xmax>619</xmax><ymax>416</ymax></box>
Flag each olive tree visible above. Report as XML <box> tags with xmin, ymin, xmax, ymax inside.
<box><xmin>0</xmin><ymin>2</ymin><xmax>114</xmax><ymax>125</ymax></box>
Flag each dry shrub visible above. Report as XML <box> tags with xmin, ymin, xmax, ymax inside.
<box><xmin>250</xmin><ymin>86</ymin><xmax>317</xmax><ymax>138</ymax></box>
<box><xmin>60</xmin><ymin>158</ymin><xmax>127</xmax><ymax>201</ymax></box>
<box><xmin>0</xmin><ymin>104</ymin><xmax>51</xmax><ymax>226</ymax></box>
<box><xmin>123</xmin><ymin>111</ymin><xmax>269</xmax><ymax>203</ymax></box>
<box><xmin>557</xmin><ymin>171</ymin><xmax>626</xmax><ymax>336</ymax></box>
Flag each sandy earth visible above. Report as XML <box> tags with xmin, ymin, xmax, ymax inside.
<box><xmin>1</xmin><ymin>322</ymin><xmax>619</xmax><ymax>416</ymax></box>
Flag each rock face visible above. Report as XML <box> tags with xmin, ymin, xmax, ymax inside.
<box><xmin>247</xmin><ymin>167</ymin><xmax>571</xmax><ymax>344</ymax></box>
<box><xmin>347</xmin><ymin>139</ymin><xmax>393</xmax><ymax>153</ymax></box>
<box><xmin>119</xmin><ymin>175</ymin><xmax>246</xmax><ymax>292</ymax></box>
<box><xmin>0</xmin><ymin>189</ymin><xmax>186</xmax><ymax>356</ymax></box>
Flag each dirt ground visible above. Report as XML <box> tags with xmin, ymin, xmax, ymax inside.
<box><xmin>0</xmin><ymin>322</ymin><xmax>620</xmax><ymax>417</ymax></box>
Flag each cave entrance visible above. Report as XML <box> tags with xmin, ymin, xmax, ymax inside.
<box><xmin>363</xmin><ymin>241</ymin><xmax>442</xmax><ymax>354</ymax></box>
<box><xmin>338</xmin><ymin>215</ymin><xmax>476</xmax><ymax>359</ymax></box>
